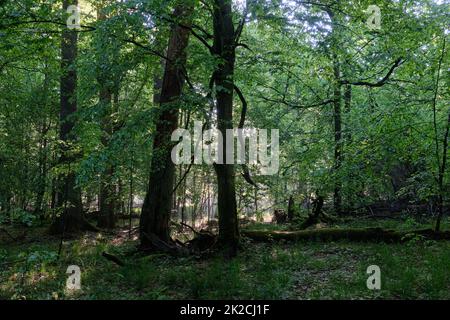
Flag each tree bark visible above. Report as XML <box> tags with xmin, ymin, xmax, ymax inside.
<box><xmin>287</xmin><ymin>195</ymin><xmax>295</xmax><ymax>221</ymax></box>
<box><xmin>96</xmin><ymin>4</ymin><xmax>116</xmax><ymax>229</ymax></box>
<box><xmin>329</xmin><ymin>12</ymin><xmax>342</xmax><ymax>216</ymax></box>
<box><xmin>434</xmin><ymin>39</ymin><xmax>448</xmax><ymax>231</ymax></box>
<box><xmin>139</xmin><ymin>4</ymin><xmax>193</xmax><ymax>247</ymax></box>
<box><xmin>332</xmin><ymin>81</ymin><xmax>342</xmax><ymax>214</ymax></box>
<box><xmin>212</xmin><ymin>0</ymin><xmax>239</xmax><ymax>255</ymax></box>
<box><xmin>49</xmin><ymin>0</ymin><xmax>85</xmax><ymax>234</ymax></box>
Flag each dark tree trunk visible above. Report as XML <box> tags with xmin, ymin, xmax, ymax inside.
<box><xmin>98</xmin><ymin>167</ymin><xmax>116</xmax><ymax>228</ymax></box>
<box><xmin>344</xmin><ymin>84</ymin><xmax>352</xmax><ymax>141</ymax></box>
<box><xmin>126</xmin><ymin>147</ymin><xmax>134</xmax><ymax>234</ymax></box>
<box><xmin>326</xmin><ymin>8</ymin><xmax>342</xmax><ymax>215</ymax></box>
<box><xmin>434</xmin><ymin>39</ymin><xmax>449</xmax><ymax>231</ymax></box>
<box><xmin>35</xmin><ymin>121</ymin><xmax>49</xmax><ymax>217</ymax></box>
<box><xmin>435</xmin><ymin>109</ymin><xmax>449</xmax><ymax>231</ymax></box>
<box><xmin>343</xmin><ymin>83</ymin><xmax>353</xmax><ymax>210</ymax></box>
<box><xmin>332</xmin><ymin>53</ymin><xmax>342</xmax><ymax>215</ymax></box>
<box><xmin>212</xmin><ymin>0</ymin><xmax>239</xmax><ymax>255</ymax></box>
<box><xmin>254</xmin><ymin>186</ymin><xmax>258</xmax><ymax>219</ymax></box>
<box><xmin>287</xmin><ymin>195</ymin><xmax>295</xmax><ymax>221</ymax></box>
<box><xmin>96</xmin><ymin>6</ymin><xmax>116</xmax><ymax>229</ymax></box>
<box><xmin>139</xmin><ymin>4</ymin><xmax>193</xmax><ymax>247</ymax></box>
<box><xmin>49</xmin><ymin>0</ymin><xmax>85</xmax><ymax>234</ymax></box>
<box><xmin>34</xmin><ymin>67</ymin><xmax>51</xmax><ymax>217</ymax></box>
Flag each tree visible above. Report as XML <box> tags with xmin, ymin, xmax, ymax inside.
<box><xmin>140</xmin><ymin>3</ymin><xmax>194</xmax><ymax>247</ymax></box>
<box><xmin>432</xmin><ymin>38</ymin><xmax>448</xmax><ymax>232</ymax></box>
<box><xmin>49</xmin><ymin>0</ymin><xmax>87</xmax><ymax>234</ymax></box>
<box><xmin>211</xmin><ymin>0</ymin><xmax>240</xmax><ymax>254</ymax></box>
<box><xmin>96</xmin><ymin>2</ymin><xmax>117</xmax><ymax>229</ymax></box>
<box><xmin>326</xmin><ymin>7</ymin><xmax>343</xmax><ymax>215</ymax></box>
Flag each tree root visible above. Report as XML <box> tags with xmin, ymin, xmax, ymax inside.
<box><xmin>242</xmin><ymin>227</ymin><xmax>450</xmax><ymax>243</ymax></box>
<box><xmin>139</xmin><ymin>222</ymin><xmax>218</xmax><ymax>256</ymax></box>
<box><xmin>184</xmin><ymin>230</ymin><xmax>217</xmax><ymax>253</ymax></box>
<box><xmin>0</xmin><ymin>227</ymin><xmax>17</xmax><ymax>241</ymax></box>
<box><xmin>102</xmin><ymin>252</ymin><xmax>125</xmax><ymax>266</ymax></box>
<box><xmin>141</xmin><ymin>232</ymin><xmax>190</xmax><ymax>256</ymax></box>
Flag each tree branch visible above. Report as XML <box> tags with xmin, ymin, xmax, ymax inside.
<box><xmin>234</xmin><ymin>84</ymin><xmax>258</xmax><ymax>187</ymax></box>
<box><xmin>341</xmin><ymin>58</ymin><xmax>404</xmax><ymax>87</ymax></box>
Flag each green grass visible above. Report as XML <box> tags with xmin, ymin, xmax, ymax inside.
<box><xmin>1</xmin><ymin>219</ymin><xmax>449</xmax><ymax>300</ymax></box>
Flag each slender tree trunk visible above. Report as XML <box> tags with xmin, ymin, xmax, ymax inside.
<box><xmin>49</xmin><ymin>0</ymin><xmax>85</xmax><ymax>234</ymax></box>
<box><xmin>128</xmin><ymin>158</ymin><xmax>134</xmax><ymax>237</ymax></box>
<box><xmin>433</xmin><ymin>39</ymin><xmax>448</xmax><ymax>231</ymax></box>
<box><xmin>35</xmin><ymin>121</ymin><xmax>49</xmax><ymax>217</ymax></box>
<box><xmin>343</xmin><ymin>83</ymin><xmax>352</xmax><ymax>209</ymax></box>
<box><xmin>344</xmin><ymin>84</ymin><xmax>352</xmax><ymax>141</ymax></box>
<box><xmin>435</xmin><ymin>110</ymin><xmax>450</xmax><ymax>231</ymax></box>
<box><xmin>96</xmin><ymin>5</ymin><xmax>116</xmax><ymax>229</ymax></box>
<box><xmin>287</xmin><ymin>195</ymin><xmax>295</xmax><ymax>221</ymax></box>
<box><xmin>139</xmin><ymin>4</ymin><xmax>193</xmax><ymax>247</ymax></box>
<box><xmin>332</xmin><ymin>53</ymin><xmax>342</xmax><ymax>215</ymax></box>
<box><xmin>326</xmin><ymin>8</ymin><xmax>342</xmax><ymax>215</ymax></box>
<box><xmin>35</xmin><ymin>66</ymin><xmax>50</xmax><ymax>217</ymax></box>
<box><xmin>181</xmin><ymin>170</ymin><xmax>187</xmax><ymax>224</ymax></box>
<box><xmin>50</xmin><ymin>177</ymin><xmax>57</xmax><ymax>211</ymax></box>
<box><xmin>254</xmin><ymin>187</ymin><xmax>259</xmax><ymax>221</ymax></box>
<box><xmin>213</xmin><ymin>0</ymin><xmax>239</xmax><ymax>254</ymax></box>
<box><xmin>207</xmin><ymin>179</ymin><xmax>211</xmax><ymax>222</ymax></box>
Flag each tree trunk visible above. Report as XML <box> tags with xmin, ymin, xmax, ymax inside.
<box><xmin>435</xmin><ymin>109</ymin><xmax>449</xmax><ymax>231</ymax></box>
<box><xmin>212</xmin><ymin>0</ymin><xmax>239</xmax><ymax>255</ymax></box>
<box><xmin>343</xmin><ymin>83</ymin><xmax>352</xmax><ymax>210</ymax></box>
<box><xmin>326</xmin><ymin>8</ymin><xmax>342</xmax><ymax>215</ymax></box>
<box><xmin>433</xmin><ymin>38</ymin><xmax>448</xmax><ymax>232</ymax></box>
<box><xmin>344</xmin><ymin>84</ymin><xmax>352</xmax><ymax>141</ymax></box>
<box><xmin>287</xmin><ymin>195</ymin><xmax>295</xmax><ymax>221</ymax></box>
<box><xmin>128</xmin><ymin>158</ymin><xmax>134</xmax><ymax>237</ymax></box>
<box><xmin>35</xmin><ymin>121</ymin><xmax>49</xmax><ymax>218</ymax></box>
<box><xmin>139</xmin><ymin>4</ymin><xmax>193</xmax><ymax>247</ymax></box>
<box><xmin>96</xmin><ymin>5</ymin><xmax>116</xmax><ymax>229</ymax></box>
<box><xmin>49</xmin><ymin>0</ymin><xmax>85</xmax><ymax>234</ymax></box>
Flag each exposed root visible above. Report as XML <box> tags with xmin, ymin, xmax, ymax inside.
<box><xmin>141</xmin><ymin>232</ymin><xmax>190</xmax><ymax>256</ymax></box>
<box><xmin>102</xmin><ymin>252</ymin><xmax>126</xmax><ymax>266</ymax></box>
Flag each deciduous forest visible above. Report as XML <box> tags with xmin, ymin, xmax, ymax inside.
<box><xmin>0</xmin><ymin>0</ymin><xmax>449</xmax><ymax>301</ymax></box>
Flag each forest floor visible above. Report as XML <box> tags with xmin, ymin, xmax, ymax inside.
<box><xmin>0</xmin><ymin>216</ymin><xmax>449</xmax><ymax>300</ymax></box>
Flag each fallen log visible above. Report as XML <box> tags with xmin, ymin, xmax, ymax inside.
<box><xmin>102</xmin><ymin>252</ymin><xmax>125</xmax><ymax>266</ymax></box>
<box><xmin>242</xmin><ymin>227</ymin><xmax>450</xmax><ymax>243</ymax></box>
<box><xmin>0</xmin><ymin>227</ymin><xmax>17</xmax><ymax>241</ymax></box>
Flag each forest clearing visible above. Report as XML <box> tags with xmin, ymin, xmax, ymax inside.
<box><xmin>0</xmin><ymin>0</ymin><xmax>449</xmax><ymax>304</ymax></box>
